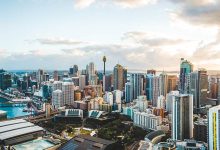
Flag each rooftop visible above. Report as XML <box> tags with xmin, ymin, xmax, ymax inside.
<box><xmin>0</xmin><ymin>119</ymin><xmax>26</xmax><ymax>127</ymax></box>
<box><xmin>0</xmin><ymin>110</ymin><xmax>7</xmax><ymax>114</ymax></box>
<box><xmin>0</xmin><ymin>119</ymin><xmax>44</xmax><ymax>141</ymax></box>
<box><xmin>59</xmin><ymin>135</ymin><xmax>114</xmax><ymax>150</ymax></box>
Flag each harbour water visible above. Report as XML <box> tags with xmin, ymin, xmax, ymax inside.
<box><xmin>0</xmin><ymin>97</ymin><xmax>31</xmax><ymax>119</ymax></box>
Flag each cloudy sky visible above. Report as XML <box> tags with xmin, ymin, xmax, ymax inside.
<box><xmin>0</xmin><ymin>0</ymin><xmax>220</xmax><ymax>71</ymax></box>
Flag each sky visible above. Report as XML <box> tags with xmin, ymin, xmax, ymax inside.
<box><xmin>0</xmin><ymin>0</ymin><xmax>220</xmax><ymax>71</ymax></box>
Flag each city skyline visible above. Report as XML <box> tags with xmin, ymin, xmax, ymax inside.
<box><xmin>0</xmin><ymin>0</ymin><xmax>220</xmax><ymax>70</ymax></box>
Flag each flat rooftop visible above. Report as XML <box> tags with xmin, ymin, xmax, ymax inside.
<box><xmin>0</xmin><ymin>110</ymin><xmax>6</xmax><ymax>114</ymax></box>
<box><xmin>0</xmin><ymin>119</ymin><xmax>44</xmax><ymax>141</ymax></box>
<box><xmin>0</xmin><ymin>119</ymin><xmax>26</xmax><ymax>127</ymax></box>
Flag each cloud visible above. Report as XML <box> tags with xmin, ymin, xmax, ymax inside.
<box><xmin>192</xmin><ymin>31</ymin><xmax>220</xmax><ymax>60</ymax></box>
<box><xmin>122</xmin><ymin>31</ymin><xmax>185</xmax><ymax>47</ymax></box>
<box><xmin>170</xmin><ymin>0</ymin><xmax>220</xmax><ymax>26</ymax></box>
<box><xmin>113</xmin><ymin>0</ymin><xmax>157</xmax><ymax>8</ymax></box>
<box><xmin>37</xmin><ymin>38</ymin><xmax>85</xmax><ymax>45</ymax></box>
<box><xmin>0</xmin><ymin>49</ymin><xmax>10</xmax><ymax>58</ymax></box>
<box><xmin>2</xmin><ymin>30</ymin><xmax>220</xmax><ymax>71</ymax></box>
<box><xmin>73</xmin><ymin>0</ymin><xmax>156</xmax><ymax>9</ymax></box>
<box><xmin>74</xmin><ymin>0</ymin><xmax>96</xmax><ymax>9</ymax></box>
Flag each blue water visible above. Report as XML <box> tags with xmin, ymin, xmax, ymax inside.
<box><xmin>13</xmin><ymin>139</ymin><xmax>55</xmax><ymax>150</ymax></box>
<box><xmin>0</xmin><ymin>106</ymin><xmax>31</xmax><ymax>118</ymax></box>
<box><xmin>0</xmin><ymin>97</ymin><xmax>31</xmax><ymax>118</ymax></box>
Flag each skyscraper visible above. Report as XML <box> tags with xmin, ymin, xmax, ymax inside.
<box><xmin>69</xmin><ymin>65</ymin><xmax>78</xmax><ymax>77</ymax></box>
<box><xmin>208</xmin><ymin>105</ymin><xmax>220</xmax><ymax>150</ymax></box>
<box><xmin>166</xmin><ymin>91</ymin><xmax>179</xmax><ymax>114</ymax></box>
<box><xmin>62</xmin><ymin>82</ymin><xmax>75</xmax><ymax>106</ymax></box>
<box><xmin>152</xmin><ymin>76</ymin><xmax>160</xmax><ymax>106</ymax></box>
<box><xmin>159</xmin><ymin>72</ymin><xmax>168</xmax><ymax>97</ymax></box>
<box><xmin>52</xmin><ymin>81</ymin><xmax>62</xmax><ymax>91</ymax></box>
<box><xmin>113</xmin><ymin>64</ymin><xmax>127</xmax><ymax>91</ymax></box>
<box><xmin>130</xmin><ymin>73</ymin><xmax>142</xmax><ymax>99</ymax></box>
<box><xmin>88</xmin><ymin>62</ymin><xmax>97</xmax><ymax>85</ymax></box>
<box><xmin>0</xmin><ymin>69</ymin><xmax>12</xmax><ymax>90</ymax></box>
<box><xmin>53</xmin><ymin>70</ymin><xmax>59</xmax><ymax>81</ymax></box>
<box><xmin>42</xmin><ymin>84</ymin><xmax>50</xmax><ymax>100</ymax></box>
<box><xmin>103</xmin><ymin>56</ymin><xmax>106</xmax><ymax>92</ymax></box>
<box><xmin>147</xmin><ymin>69</ymin><xmax>156</xmax><ymax>75</ymax></box>
<box><xmin>125</xmin><ymin>82</ymin><xmax>133</xmax><ymax>103</ymax></box>
<box><xmin>172</xmin><ymin>94</ymin><xmax>193</xmax><ymax>140</ymax></box>
<box><xmin>167</xmin><ymin>75</ymin><xmax>178</xmax><ymax>93</ymax></box>
<box><xmin>105</xmin><ymin>92</ymin><xmax>113</xmax><ymax>105</ymax></box>
<box><xmin>37</xmin><ymin>69</ymin><xmax>44</xmax><ymax>85</ymax></box>
<box><xmin>146</xmin><ymin>74</ymin><xmax>153</xmax><ymax>101</ymax></box>
<box><xmin>104</xmin><ymin>75</ymin><xmax>112</xmax><ymax>92</ymax></box>
<box><xmin>79</xmin><ymin>75</ymin><xmax>86</xmax><ymax>90</ymax></box>
<box><xmin>146</xmin><ymin>74</ymin><xmax>160</xmax><ymax>106</ymax></box>
<box><xmin>52</xmin><ymin>90</ymin><xmax>63</xmax><ymax>109</ymax></box>
<box><xmin>208</xmin><ymin>76</ymin><xmax>219</xmax><ymax>99</ymax></box>
<box><xmin>190</xmin><ymin>68</ymin><xmax>208</xmax><ymax>109</ymax></box>
<box><xmin>179</xmin><ymin>58</ymin><xmax>193</xmax><ymax>94</ymax></box>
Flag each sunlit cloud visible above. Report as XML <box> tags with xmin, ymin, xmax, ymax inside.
<box><xmin>73</xmin><ymin>0</ymin><xmax>157</xmax><ymax>9</ymax></box>
<box><xmin>36</xmin><ymin>37</ymin><xmax>86</xmax><ymax>45</ymax></box>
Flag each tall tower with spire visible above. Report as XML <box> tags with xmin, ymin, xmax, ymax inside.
<box><xmin>103</xmin><ymin>56</ymin><xmax>106</xmax><ymax>92</ymax></box>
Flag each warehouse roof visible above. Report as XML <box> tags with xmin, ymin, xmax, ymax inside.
<box><xmin>0</xmin><ymin>119</ymin><xmax>44</xmax><ymax>141</ymax></box>
<box><xmin>0</xmin><ymin>122</ymin><xmax>34</xmax><ymax>133</ymax></box>
<box><xmin>0</xmin><ymin>119</ymin><xmax>26</xmax><ymax>127</ymax></box>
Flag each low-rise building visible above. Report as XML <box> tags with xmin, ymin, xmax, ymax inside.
<box><xmin>0</xmin><ymin>119</ymin><xmax>44</xmax><ymax>146</ymax></box>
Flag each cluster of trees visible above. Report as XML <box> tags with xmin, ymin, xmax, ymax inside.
<box><xmin>36</xmin><ymin>120</ymin><xmax>67</xmax><ymax>134</ymax></box>
<box><xmin>97</xmin><ymin>118</ymin><xmax>151</xmax><ymax>149</ymax></box>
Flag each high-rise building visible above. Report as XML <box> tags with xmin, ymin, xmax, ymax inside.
<box><xmin>125</xmin><ymin>82</ymin><xmax>133</xmax><ymax>103</ymax></box>
<box><xmin>89</xmin><ymin>74</ymin><xmax>98</xmax><ymax>85</ymax></box>
<box><xmin>43</xmin><ymin>73</ymin><xmax>49</xmax><ymax>82</ymax></box>
<box><xmin>37</xmin><ymin>69</ymin><xmax>44</xmax><ymax>85</ymax></box>
<box><xmin>105</xmin><ymin>92</ymin><xmax>113</xmax><ymax>105</ymax></box>
<box><xmin>53</xmin><ymin>70</ymin><xmax>59</xmax><ymax>81</ymax></box>
<box><xmin>136</xmin><ymin>95</ymin><xmax>148</xmax><ymax>112</ymax></box>
<box><xmin>152</xmin><ymin>76</ymin><xmax>160</xmax><ymax>106</ymax></box>
<box><xmin>147</xmin><ymin>69</ymin><xmax>156</xmax><ymax>75</ymax></box>
<box><xmin>113</xmin><ymin>64</ymin><xmax>127</xmax><ymax>91</ymax></box>
<box><xmin>179</xmin><ymin>58</ymin><xmax>193</xmax><ymax>94</ymax></box>
<box><xmin>52</xmin><ymin>81</ymin><xmax>62</xmax><ymax>91</ymax></box>
<box><xmin>159</xmin><ymin>72</ymin><xmax>168</xmax><ymax>97</ymax></box>
<box><xmin>146</xmin><ymin>74</ymin><xmax>153</xmax><ymax>101</ymax></box>
<box><xmin>166</xmin><ymin>91</ymin><xmax>179</xmax><ymax>114</ymax></box>
<box><xmin>42</xmin><ymin>84</ymin><xmax>50</xmax><ymax>100</ymax></box>
<box><xmin>130</xmin><ymin>73</ymin><xmax>142</xmax><ymax>99</ymax></box>
<box><xmin>69</xmin><ymin>65</ymin><xmax>78</xmax><ymax>77</ymax></box>
<box><xmin>133</xmin><ymin>111</ymin><xmax>162</xmax><ymax>130</ymax></box>
<box><xmin>52</xmin><ymin>90</ymin><xmax>63</xmax><ymax>109</ymax></box>
<box><xmin>103</xmin><ymin>56</ymin><xmax>106</xmax><ymax>92</ymax></box>
<box><xmin>0</xmin><ymin>69</ymin><xmax>12</xmax><ymax>90</ymax></box>
<box><xmin>194</xmin><ymin>119</ymin><xmax>208</xmax><ymax>143</ymax></box>
<box><xmin>104</xmin><ymin>75</ymin><xmax>112</xmax><ymax>92</ymax></box>
<box><xmin>190</xmin><ymin>68</ymin><xmax>208</xmax><ymax>109</ymax></box>
<box><xmin>157</xmin><ymin>95</ymin><xmax>165</xmax><ymax>109</ymax></box>
<box><xmin>113</xmin><ymin>90</ymin><xmax>122</xmax><ymax>111</ymax></box>
<box><xmin>81</xmin><ymin>69</ymin><xmax>89</xmax><ymax>85</ymax></box>
<box><xmin>209</xmin><ymin>76</ymin><xmax>219</xmax><ymax>99</ymax></box>
<box><xmin>72</xmin><ymin>77</ymin><xmax>79</xmax><ymax>86</ymax></box>
<box><xmin>167</xmin><ymin>75</ymin><xmax>178</xmax><ymax>93</ymax></box>
<box><xmin>79</xmin><ymin>75</ymin><xmax>86</xmax><ymax>90</ymax></box>
<box><xmin>208</xmin><ymin>105</ymin><xmax>220</xmax><ymax>150</ymax></box>
<box><xmin>113</xmin><ymin>90</ymin><xmax>121</xmax><ymax>104</ymax></box>
<box><xmin>88</xmin><ymin>62</ymin><xmax>97</xmax><ymax>85</ymax></box>
<box><xmin>146</xmin><ymin>74</ymin><xmax>160</xmax><ymax>106</ymax></box>
<box><xmin>62</xmin><ymin>82</ymin><xmax>75</xmax><ymax>106</ymax></box>
<box><xmin>172</xmin><ymin>94</ymin><xmax>193</xmax><ymax>140</ymax></box>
